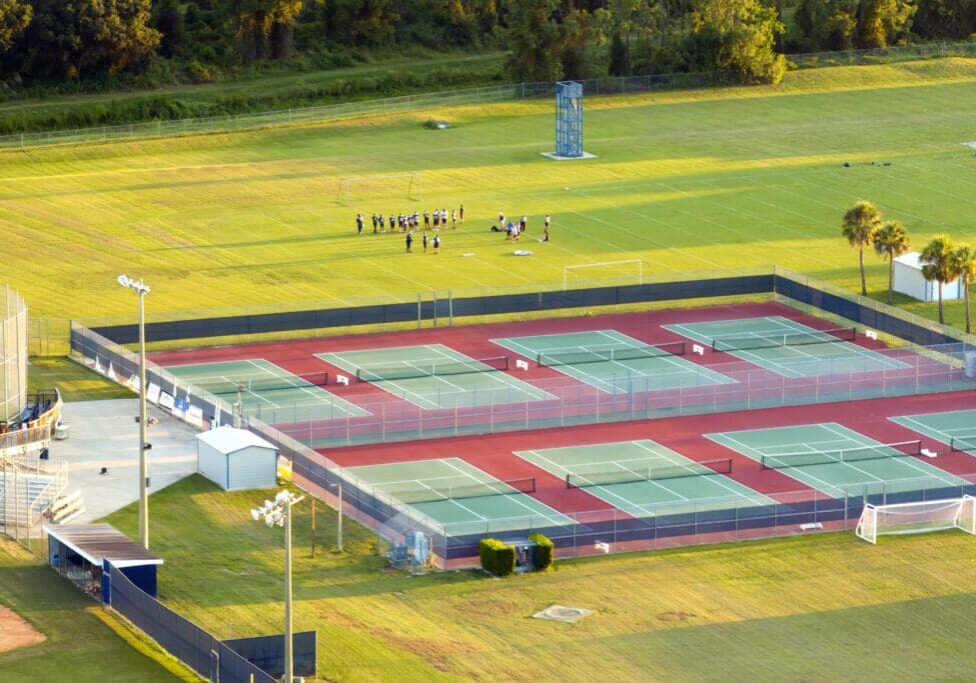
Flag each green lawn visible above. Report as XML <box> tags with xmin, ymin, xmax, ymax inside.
<box><xmin>0</xmin><ymin>539</ymin><xmax>198</xmax><ymax>682</ymax></box>
<box><xmin>102</xmin><ymin>475</ymin><xmax>976</xmax><ymax>681</ymax></box>
<box><xmin>1</xmin><ymin>58</ymin><xmax>974</xmax><ymax>332</ymax></box>
<box><xmin>28</xmin><ymin>357</ymin><xmax>134</xmax><ymax>401</ymax></box>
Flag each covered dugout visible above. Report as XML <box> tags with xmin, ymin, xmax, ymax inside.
<box><xmin>196</xmin><ymin>426</ymin><xmax>278</xmax><ymax>491</ymax></box>
<box><xmin>893</xmin><ymin>252</ymin><xmax>964</xmax><ymax>302</ymax></box>
<box><xmin>46</xmin><ymin>523</ymin><xmax>162</xmax><ymax>601</ymax></box>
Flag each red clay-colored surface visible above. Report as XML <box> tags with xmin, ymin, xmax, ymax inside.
<box><xmin>152</xmin><ymin>301</ymin><xmax>976</xmax><ymax>520</ymax></box>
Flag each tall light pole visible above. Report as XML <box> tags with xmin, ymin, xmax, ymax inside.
<box><xmin>251</xmin><ymin>490</ymin><xmax>304</xmax><ymax>683</ymax></box>
<box><xmin>117</xmin><ymin>274</ymin><xmax>151</xmax><ymax>549</ymax></box>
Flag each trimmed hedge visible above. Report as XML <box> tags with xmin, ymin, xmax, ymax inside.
<box><xmin>527</xmin><ymin>533</ymin><xmax>554</xmax><ymax>571</ymax></box>
<box><xmin>479</xmin><ymin>538</ymin><xmax>515</xmax><ymax>577</ymax></box>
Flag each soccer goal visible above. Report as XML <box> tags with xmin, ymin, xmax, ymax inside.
<box><xmin>336</xmin><ymin>173</ymin><xmax>422</xmax><ymax>206</ymax></box>
<box><xmin>855</xmin><ymin>495</ymin><xmax>976</xmax><ymax>544</ymax></box>
<box><xmin>563</xmin><ymin>259</ymin><xmax>645</xmax><ymax>290</ymax></box>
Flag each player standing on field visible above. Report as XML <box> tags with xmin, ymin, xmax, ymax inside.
<box><xmin>356</xmin><ymin>213</ymin><xmax>364</xmax><ymax>235</ymax></box>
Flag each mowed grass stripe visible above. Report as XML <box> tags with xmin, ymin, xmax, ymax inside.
<box><xmin>2</xmin><ymin>60</ymin><xmax>975</xmax><ymax>329</ymax></box>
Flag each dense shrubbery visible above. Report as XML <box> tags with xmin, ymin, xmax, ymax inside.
<box><xmin>527</xmin><ymin>533</ymin><xmax>554</xmax><ymax>570</ymax></box>
<box><xmin>479</xmin><ymin>538</ymin><xmax>516</xmax><ymax>577</ymax></box>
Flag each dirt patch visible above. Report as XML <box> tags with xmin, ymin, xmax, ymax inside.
<box><xmin>0</xmin><ymin>604</ymin><xmax>46</xmax><ymax>652</ymax></box>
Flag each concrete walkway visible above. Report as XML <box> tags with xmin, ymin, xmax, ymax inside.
<box><xmin>49</xmin><ymin>399</ymin><xmax>200</xmax><ymax>523</ymax></box>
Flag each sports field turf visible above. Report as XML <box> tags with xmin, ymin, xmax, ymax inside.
<box><xmin>2</xmin><ymin>59</ymin><xmax>975</xmax><ymax>331</ymax></box>
<box><xmin>101</xmin><ymin>476</ymin><xmax>976</xmax><ymax>681</ymax></box>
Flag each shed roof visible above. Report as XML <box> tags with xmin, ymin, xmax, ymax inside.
<box><xmin>894</xmin><ymin>251</ymin><xmax>924</xmax><ymax>268</ymax></box>
<box><xmin>196</xmin><ymin>425</ymin><xmax>277</xmax><ymax>455</ymax></box>
<box><xmin>44</xmin><ymin>524</ymin><xmax>163</xmax><ymax>568</ymax></box>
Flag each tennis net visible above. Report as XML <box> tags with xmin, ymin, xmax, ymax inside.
<box><xmin>203</xmin><ymin>372</ymin><xmax>329</xmax><ymax>395</ymax></box>
<box><xmin>537</xmin><ymin>342</ymin><xmax>686</xmax><ymax>367</ymax></box>
<box><xmin>384</xmin><ymin>476</ymin><xmax>536</xmax><ymax>504</ymax></box>
<box><xmin>565</xmin><ymin>458</ymin><xmax>732</xmax><ymax>488</ymax></box>
<box><xmin>711</xmin><ymin>327</ymin><xmax>856</xmax><ymax>352</ymax></box>
<box><xmin>950</xmin><ymin>436</ymin><xmax>976</xmax><ymax>452</ymax></box>
<box><xmin>759</xmin><ymin>440</ymin><xmax>922</xmax><ymax>470</ymax></box>
<box><xmin>356</xmin><ymin>356</ymin><xmax>510</xmax><ymax>382</ymax></box>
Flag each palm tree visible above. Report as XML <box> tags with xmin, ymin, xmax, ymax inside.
<box><xmin>951</xmin><ymin>245</ymin><xmax>975</xmax><ymax>334</ymax></box>
<box><xmin>872</xmin><ymin>220</ymin><xmax>910</xmax><ymax>304</ymax></box>
<box><xmin>842</xmin><ymin>200</ymin><xmax>882</xmax><ymax>295</ymax></box>
<box><xmin>920</xmin><ymin>234</ymin><xmax>957</xmax><ymax>325</ymax></box>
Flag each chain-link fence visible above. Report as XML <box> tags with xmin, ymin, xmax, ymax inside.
<box><xmin>0</xmin><ymin>286</ymin><xmax>28</xmax><ymax>423</ymax></box>
<box><xmin>0</xmin><ymin>70</ymin><xmax>761</xmax><ymax>150</ymax></box>
<box><xmin>789</xmin><ymin>41</ymin><xmax>976</xmax><ymax>69</ymax></box>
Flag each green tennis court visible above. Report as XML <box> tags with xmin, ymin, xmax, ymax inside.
<box><xmin>890</xmin><ymin>409</ymin><xmax>976</xmax><ymax>456</ymax></box>
<box><xmin>317</xmin><ymin>344</ymin><xmax>553</xmax><ymax>409</ymax></box>
<box><xmin>664</xmin><ymin>316</ymin><xmax>909</xmax><ymax>378</ymax></box>
<box><xmin>342</xmin><ymin>457</ymin><xmax>571</xmax><ymax>533</ymax></box>
<box><xmin>492</xmin><ymin>330</ymin><xmax>734</xmax><ymax>394</ymax></box>
<box><xmin>166</xmin><ymin>358</ymin><xmax>367</xmax><ymax>423</ymax></box>
<box><xmin>705</xmin><ymin>422</ymin><xmax>967</xmax><ymax>498</ymax></box>
<box><xmin>514</xmin><ymin>439</ymin><xmax>772</xmax><ymax>515</ymax></box>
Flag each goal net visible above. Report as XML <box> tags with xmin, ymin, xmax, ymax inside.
<box><xmin>337</xmin><ymin>173</ymin><xmax>422</xmax><ymax>206</ymax></box>
<box><xmin>855</xmin><ymin>495</ymin><xmax>976</xmax><ymax>544</ymax></box>
<box><xmin>563</xmin><ymin>259</ymin><xmax>645</xmax><ymax>290</ymax></box>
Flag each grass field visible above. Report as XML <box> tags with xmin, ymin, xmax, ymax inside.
<box><xmin>101</xmin><ymin>475</ymin><xmax>976</xmax><ymax>681</ymax></box>
<box><xmin>0</xmin><ymin>539</ymin><xmax>198</xmax><ymax>682</ymax></box>
<box><xmin>1</xmin><ymin>58</ymin><xmax>975</xmax><ymax>331</ymax></box>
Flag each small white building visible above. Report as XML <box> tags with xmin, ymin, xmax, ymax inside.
<box><xmin>892</xmin><ymin>252</ymin><xmax>964</xmax><ymax>302</ymax></box>
<box><xmin>196</xmin><ymin>426</ymin><xmax>278</xmax><ymax>491</ymax></box>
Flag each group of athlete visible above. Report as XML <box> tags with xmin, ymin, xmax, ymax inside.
<box><xmin>356</xmin><ymin>205</ymin><xmax>464</xmax><ymax>235</ymax></box>
<box><xmin>493</xmin><ymin>213</ymin><xmax>550</xmax><ymax>242</ymax></box>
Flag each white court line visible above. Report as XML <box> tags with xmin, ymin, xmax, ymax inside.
<box><xmin>709</xmin><ymin>431</ymin><xmax>847</xmax><ymax>497</ymax></box>
<box><xmin>440</xmin><ymin>459</ymin><xmax>550</xmax><ymax>519</ymax></box>
<box><xmin>821</xmin><ymin>423</ymin><xmax>960</xmax><ymax>485</ymax></box>
<box><xmin>633</xmin><ymin>440</ymin><xmax>752</xmax><ymax>500</ymax></box>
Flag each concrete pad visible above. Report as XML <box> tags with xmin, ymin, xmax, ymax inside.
<box><xmin>49</xmin><ymin>399</ymin><xmax>200</xmax><ymax>523</ymax></box>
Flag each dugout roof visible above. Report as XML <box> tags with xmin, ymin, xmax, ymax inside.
<box><xmin>45</xmin><ymin>523</ymin><xmax>163</xmax><ymax>568</ymax></box>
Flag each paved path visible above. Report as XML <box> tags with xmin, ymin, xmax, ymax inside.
<box><xmin>50</xmin><ymin>399</ymin><xmax>200</xmax><ymax>523</ymax></box>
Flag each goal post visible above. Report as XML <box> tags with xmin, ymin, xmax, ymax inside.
<box><xmin>855</xmin><ymin>495</ymin><xmax>976</xmax><ymax>544</ymax></box>
<box><xmin>563</xmin><ymin>259</ymin><xmax>644</xmax><ymax>290</ymax></box>
<box><xmin>336</xmin><ymin>173</ymin><xmax>422</xmax><ymax>206</ymax></box>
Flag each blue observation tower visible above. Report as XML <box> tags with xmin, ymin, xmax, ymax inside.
<box><xmin>554</xmin><ymin>81</ymin><xmax>585</xmax><ymax>158</ymax></box>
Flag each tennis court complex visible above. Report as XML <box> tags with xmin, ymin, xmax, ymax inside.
<box><xmin>492</xmin><ymin>330</ymin><xmax>734</xmax><ymax>393</ymax></box>
<box><xmin>343</xmin><ymin>457</ymin><xmax>571</xmax><ymax>533</ymax></box>
<box><xmin>166</xmin><ymin>358</ymin><xmax>367</xmax><ymax>423</ymax></box>
<box><xmin>705</xmin><ymin>422</ymin><xmax>967</xmax><ymax>497</ymax></box>
<box><xmin>514</xmin><ymin>440</ymin><xmax>772</xmax><ymax>514</ymax></box>
<box><xmin>890</xmin><ymin>409</ymin><xmax>976</xmax><ymax>456</ymax></box>
<box><xmin>664</xmin><ymin>316</ymin><xmax>909</xmax><ymax>378</ymax></box>
<box><xmin>318</xmin><ymin>344</ymin><xmax>552</xmax><ymax>409</ymax></box>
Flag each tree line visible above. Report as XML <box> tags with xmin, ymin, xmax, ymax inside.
<box><xmin>0</xmin><ymin>0</ymin><xmax>974</xmax><ymax>91</ymax></box>
<box><xmin>842</xmin><ymin>200</ymin><xmax>975</xmax><ymax>331</ymax></box>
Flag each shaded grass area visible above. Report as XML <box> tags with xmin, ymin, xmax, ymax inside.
<box><xmin>0</xmin><ymin>539</ymin><xmax>198</xmax><ymax>682</ymax></box>
<box><xmin>104</xmin><ymin>475</ymin><xmax>976</xmax><ymax>681</ymax></box>
<box><xmin>28</xmin><ymin>357</ymin><xmax>133</xmax><ymax>401</ymax></box>
<box><xmin>0</xmin><ymin>53</ymin><xmax>507</xmax><ymax>134</ymax></box>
